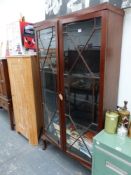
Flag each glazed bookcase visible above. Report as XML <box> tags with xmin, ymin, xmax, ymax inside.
<box><xmin>35</xmin><ymin>3</ymin><xmax>124</xmax><ymax>169</ymax></box>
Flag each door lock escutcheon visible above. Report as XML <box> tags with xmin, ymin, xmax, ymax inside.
<box><xmin>59</xmin><ymin>93</ymin><xmax>63</xmax><ymax>101</ymax></box>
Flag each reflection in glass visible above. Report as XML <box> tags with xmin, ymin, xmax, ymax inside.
<box><xmin>63</xmin><ymin>17</ymin><xmax>101</xmax><ymax>161</ymax></box>
<box><xmin>37</xmin><ymin>27</ymin><xmax>60</xmax><ymax>144</ymax></box>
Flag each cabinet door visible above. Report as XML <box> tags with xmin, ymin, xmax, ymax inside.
<box><xmin>36</xmin><ymin>22</ymin><xmax>60</xmax><ymax>146</ymax></box>
<box><xmin>61</xmin><ymin>17</ymin><xmax>102</xmax><ymax>162</ymax></box>
<box><xmin>7</xmin><ymin>59</ymin><xmax>31</xmax><ymax>138</ymax></box>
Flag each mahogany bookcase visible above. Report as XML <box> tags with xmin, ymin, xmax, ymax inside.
<box><xmin>34</xmin><ymin>3</ymin><xmax>124</xmax><ymax>169</ymax></box>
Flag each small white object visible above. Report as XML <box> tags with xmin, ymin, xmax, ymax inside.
<box><xmin>96</xmin><ymin>141</ymin><xmax>100</xmax><ymax>145</ymax></box>
<box><xmin>101</xmin><ymin>0</ymin><xmax>109</xmax><ymax>3</ymax></box>
<box><xmin>115</xmin><ymin>147</ymin><xmax>122</xmax><ymax>151</ymax></box>
<box><xmin>78</xmin><ymin>29</ymin><xmax>82</xmax><ymax>33</ymax></box>
<box><xmin>117</xmin><ymin>124</ymin><xmax>128</xmax><ymax>137</ymax></box>
<box><xmin>111</xmin><ymin>118</ymin><xmax>115</xmax><ymax>121</ymax></box>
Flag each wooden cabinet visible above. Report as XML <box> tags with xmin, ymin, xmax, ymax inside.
<box><xmin>0</xmin><ymin>59</ymin><xmax>14</xmax><ymax>130</ymax></box>
<box><xmin>35</xmin><ymin>3</ymin><xmax>124</xmax><ymax>168</ymax></box>
<box><xmin>7</xmin><ymin>56</ymin><xmax>43</xmax><ymax>145</ymax></box>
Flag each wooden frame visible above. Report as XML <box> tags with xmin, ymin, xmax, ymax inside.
<box><xmin>35</xmin><ymin>19</ymin><xmax>63</xmax><ymax>148</ymax></box>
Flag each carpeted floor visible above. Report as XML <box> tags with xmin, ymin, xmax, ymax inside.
<box><xmin>0</xmin><ymin>109</ymin><xmax>91</xmax><ymax>175</ymax></box>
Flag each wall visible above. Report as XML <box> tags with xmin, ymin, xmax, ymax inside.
<box><xmin>43</xmin><ymin>0</ymin><xmax>131</xmax><ymax>20</ymax></box>
<box><xmin>44</xmin><ymin>0</ymin><xmax>121</xmax><ymax>19</ymax></box>
<box><xmin>0</xmin><ymin>0</ymin><xmax>131</xmax><ymax>111</ymax></box>
<box><xmin>118</xmin><ymin>8</ymin><xmax>131</xmax><ymax>111</ymax></box>
<box><xmin>0</xmin><ymin>0</ymin><xmax>45</xmax><ymax>41</ymax></box>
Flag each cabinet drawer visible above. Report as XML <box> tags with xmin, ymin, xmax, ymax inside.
<box><xmin>93</xmin><ymin>145</ymin><xmax>131</xmax><ymax>175</ymax></box>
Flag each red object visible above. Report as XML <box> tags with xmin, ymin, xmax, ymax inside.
<box><xmin>20</xmin><ymin>21</ymin><xmax>36</xmax><ymax>50</ymax></box>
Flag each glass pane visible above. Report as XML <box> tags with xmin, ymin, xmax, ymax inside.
<box><xmin>37</xmin><ymin>27</ymin><xmax>60</xmax><ymax>144</ymax></box>
<box><xmin>63</xmin><ymin>17</ymin><xmax>101</xmax><ymax>161</ymax></box>
<box><xmin>66</xmin><ymin>116</ymin><xmax>93</xmax><ymax>161</ymax></box>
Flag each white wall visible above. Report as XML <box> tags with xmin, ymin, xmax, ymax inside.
<box><xmin>0</xmin><ymin>0</ymin><xmax>45</xmax><ymax>40</ymax></box>
<box><xmin>118</xmin><ymin>8</ymin><xmax>131</xmax><ymax>112</ymax></box>
<box><xmin>0</xmin><ymin>0</ymin><xmax>131</xmax><ymax>111</ymax></box>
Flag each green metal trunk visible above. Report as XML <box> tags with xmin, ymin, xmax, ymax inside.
<box><xmin>92</xmin><ymin>130</ymin><xmax>131</xmax><ymax>175</ymax></box>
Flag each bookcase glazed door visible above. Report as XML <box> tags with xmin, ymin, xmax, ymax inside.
<box><xmin>60</xmin><ymin>16</ymin><xmax>102</xmax><ymax>163</ymax></box>
<box><xmin>36</xmin><ymin>21</ymin><xmax>61</xmax><ymax>146</ymax></box>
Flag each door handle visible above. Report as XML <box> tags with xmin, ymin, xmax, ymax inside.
<box><xmin>59</xmin><ymin>93</ymin><xmax>63</xmax><ymax>101</ymax></box>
